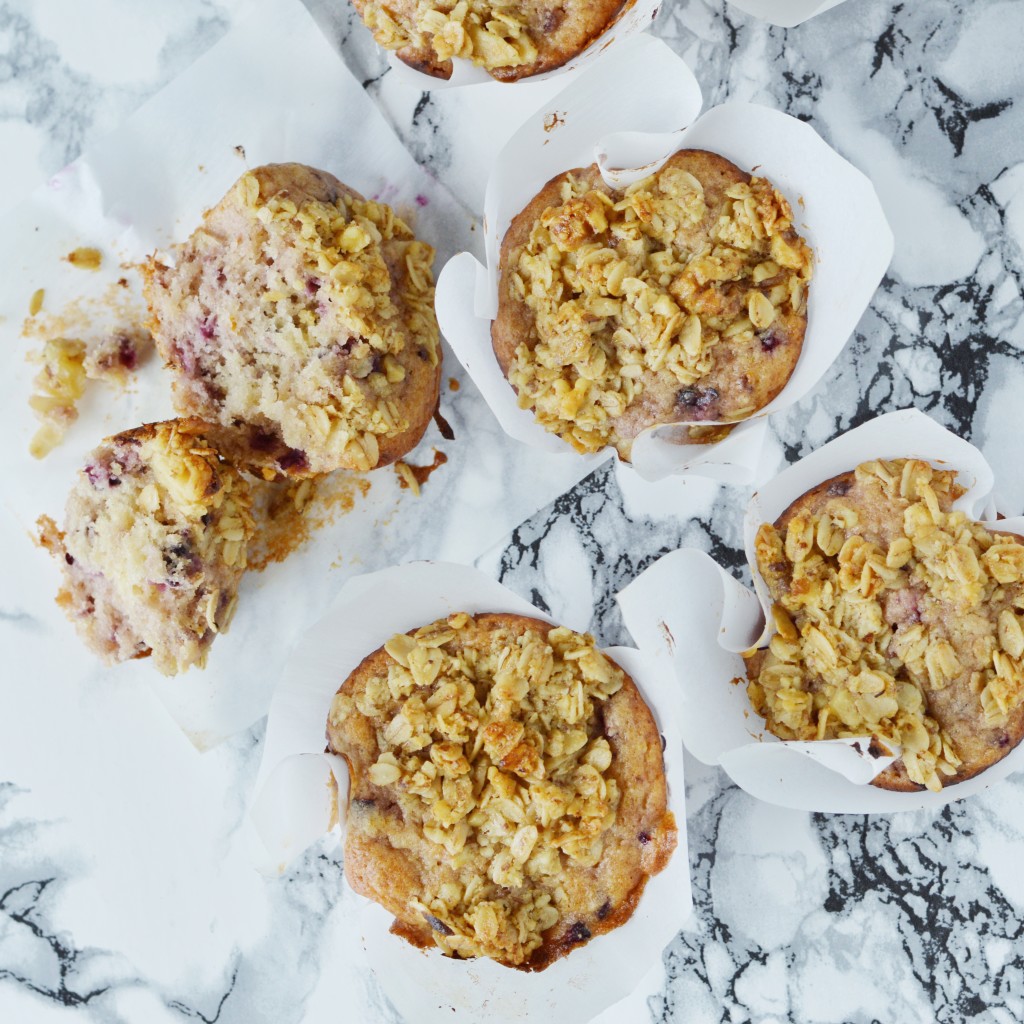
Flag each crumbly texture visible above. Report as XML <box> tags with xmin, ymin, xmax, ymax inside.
<box><xmin>27</xmin><ymin>328</ymin><xmax>152</xmax><ymax>460</ymax></box>
<box><xmin>352</xmin><ymin>0</ymin><xmax>626</xmax><ymax>82</ymax></box>
<box><xmin>745</xmin><ymin>459</ymin><xmax>1024</xmax><ymax>792</ymax></box>
<box><xmin>327</xmin><ymin>612</ymin><xmax>676</xmax><ymax>970</ymax></box>
<box><xmin>144</xmin><ymin>163</ymin><xmax>440</xmax><ymax>478</ymax></box>
<box><xmin>38</xmin><ymin>420</ymin><xmax>254</xmax><ymax>676</ymax></box>
<box><xmin>28</xmin><ymin>338</ymin><xmax>87</xmax><ymax>458</ymax></box>
<box><xmin>493</xmin><ymin>151</ymin><xmax>814</xmax><ymax>460</ymax></box>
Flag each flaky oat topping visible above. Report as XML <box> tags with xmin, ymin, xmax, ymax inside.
<box><xmin>329</xmin><ymin>614</ymin><xmax>627</xmax><ymax>965</ymax></box>
<box><xmin>747</xmin><ymin>459</ymin><xmax>1024</xmax><ymax>792</ymax></box>
<box><xmin>507</xmin><ymin>165</ymin><xmax>813</xmax><ymax>453</ymax></box>
<box><xmin>362</xmin><ymin>1</ymin><xmax>539</xmax><ymax>72</ymax></box>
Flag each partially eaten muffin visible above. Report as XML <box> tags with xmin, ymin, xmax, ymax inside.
<box><xmin>39</xmin><ymin>419</ymin><xmax>254</xmax><ymax>675</ymax></box>
<box><xmin>144</xmin><ymin>163</ymin><xmax>440</xmax><ymax>478</ymax></box>
<box><xmin>745</xmin><ymin>458</ymin><xmax>1024</xmax><ymax>792</ymax></box>
<box><xmin>327</xmin><ymin>612</ymin><xmax>676</xmax><ymax>969</ymax></box>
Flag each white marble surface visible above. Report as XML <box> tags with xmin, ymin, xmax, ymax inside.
<box><xmin>2</xmin><ymin>1</ymin><xmax>1024</xmax><ymax>1022</ymax></box>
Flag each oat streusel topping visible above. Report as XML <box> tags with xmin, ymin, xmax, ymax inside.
<box><xmin>505</xmin><ymin>160</ymin><xmax>813</xmax><ymax>454</ymax></box>
<box><xmin>747</xmin><ymin>458</ymin><xmax>1024</xmax><ymax>792</ymax></box>
<box><xmin>363</xmin><ymin>1</ymin><xmax>539</xmax><ymax>71</ymax></box>
<box><xmin>328</xmin><ymin>612</ymin><xmax>675</xmax><ymax>967</ymax></box>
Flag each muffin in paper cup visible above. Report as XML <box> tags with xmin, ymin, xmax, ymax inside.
<box><xmin>618</xmin><ymin>409</ymin><xmax>1024</xmax><ymax>813</ymax></box>
<box><xmin>248</xmin><ymin>561</ymin><xmax>692</xmax><ymax>1023</ymax></box>
<box><xmin>360</xmin><ymin>0</ymin><xmax>662</xmax><ymax>89</ymax></box>
<box><xmin>725</xmin><ymin>0</ymin><xmax>850</xmax><ymax>28</ymax></box>
<box><xmin>436</xmin><ymin>33</ymin><xmax>893</xmax><ymax>483</ymax></box>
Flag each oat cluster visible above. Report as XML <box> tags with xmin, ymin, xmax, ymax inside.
<box><xmin>329</xmin><ymin>613</ymin><xmax>626</xmax><ymax>965</ymax></box>
<box><xmin>748</xmin><ymin>459</ymin><xmax>1024</xmax><ymax>791</ymax></box>
<box><xmin>362</xmin><ymin>1</ymin><xmax>538</xmax><ymax>72</ymax></box>
<box><xmin>506</xmin><ymin>166</ymin><xmax>813</xmax><ymax>453</ymax></box>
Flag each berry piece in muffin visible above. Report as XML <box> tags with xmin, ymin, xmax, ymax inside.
<box><xmin>38</xmin><ymin>420</ymin><xmax>254</xmax><ymax>675</ymax></box>
<box><xmin>493</xmin><ymin>150</ymin><xmax>814</xmax><ymax>460</ymax></box>
<box><xmin>327</xmin><ymin>612</ymin><xmax>676</xmax><ymax>969</ymax></box>
<box><xmin>143</xmin><ymin>164</ymin><xmax>440</xmax><ymax>478</ymax></box>
<box><xmin>352</xmin><ymin>0</ymin><xmax>627</xmax><ymax>82</ymax></box>
<box><xmin>745</xmin><ymin>458</ymin><xmax>1024</xmax><ymax>792</ymax></box>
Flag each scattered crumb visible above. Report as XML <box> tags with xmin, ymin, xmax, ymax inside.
<box><xmin>658</xmin><ymin>621</ymin><xmax>675</xmax><ymax>653</ymax></box>
<box><xmin>448</xmin><ymin>377</ymin><xmax>460</xmax><ymax>392</ymax></box>
<box><xmin>433</xmin><ymin>408</ymin><xmax>455</xmax><ymax>440</ymax></box>
<box><xmin>66</xmin><ymin>247</ymin><xmax>102</xmax><ymax>271</ymax></box>
<box><xmin>543</xmin><ymin>111</ymin><xmax>566</xmax><ymax>133</ymax></box>
<box><xmin>235</xmin><ymin>144</ymin><xmax>246</xmax><ymax>159</ymax></box>
<box><xmin>83</xmin><ymin>326</ymin><xmax>150</xmax><ymax>384</ymax></box>
<box><xmin>22</xmin><ymin>276</ymin><xmax>153</xmax><ymax>457</ymax></box>
<box><xmin>395</xmin><ymin>449</ymin><xmax>448</xmax><ymax>497</ymax></box>
<box><xmin>246</xmin><ymin>473</ymin><xmax>372</xmax><ymax>571</ymax></box>
<box><xmin>729</xmin><ymin>676</ymin><xmax>744</xmax><ymax>686</ymax></box>
<box><xmin>28</xmin><ymin>288</ymin><xmax>45</xmax><ymax>316</ymax></box>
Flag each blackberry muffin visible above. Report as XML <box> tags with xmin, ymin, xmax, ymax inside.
<box><xmin>38</xmin><ymin>420</ymin><xmax>254</xmax><ymax>676</ymax></box>
<box><xmin>745</xmin><ymin>458</ymin><xmax>1024</xmax><ymax>792</ymax></box>
<box><xmin>493</xmin><ymin>150</ymin><xmax>814</xmax><ymax>459</ymax></box>
<box><xmin>327</xmin><ymin>612</ymin><xmax>676</xmax><ymax>969</ymax></box>
<box><xmin>352</xmin><ymin>0</ymin><xmax>627</xmax><ymax>82</ymax></box>
<box><xmin>144</xmin><ymin>164</ymin><xmax>440</xmax><ymax>478</ymax></box>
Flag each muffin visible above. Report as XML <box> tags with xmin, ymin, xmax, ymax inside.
<box><xmin>745</xmin><ymin>458</ymin><xmax>1024</xmax><ymax>792</ymax></box>
<box><xmin>143</xmin><ymin>164</ymin><xmax>440</xmax><ymax>478</ymax></box>
<box><xmin>38</xmin><ymin>419</ymin><xmax>254</xmax><ymax>675</ymax></box>
<box><xmin>493</xmin><ymin>150</ymin><xmax>814</xmax><ymax>460</ymax></box>
<box><xmin>352</xmin><ymin>0</ymin><xmax>627</xmax><ymax>82</ymax></box>
<box><xmin>327</xmin><ymin>612</ymin><xmax>676</xmax><ymax>969</ymax></box>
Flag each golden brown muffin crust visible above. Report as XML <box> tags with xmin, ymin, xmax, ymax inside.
<box><xmin>327</xmin><ymin>612</ymin><xmax>676</xmax><ymax>970</ymax></box>
<box><xmin>351</xmin><ymin>0</ymin><xmax>628</xmax><ymax>83</ymax></box>
<box><xmin>745</xmin><ymin>461</ymin><xmax>1024</xmax><ymax>792</ymax></box>
<box><xmin>493</xmin><ymin>150</ymin><xmax>813</xmax><ymax>459</ymax></box>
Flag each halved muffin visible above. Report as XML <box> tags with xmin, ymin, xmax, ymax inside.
<box><xmin>144</xmin><ymin>163</ymin><xmax>440</xmax><ymax>478</ymax></box>
<box><xmin>38</xmin><ymin>419</ymin><xmax>254</xmax><ymax>675</ymax></box>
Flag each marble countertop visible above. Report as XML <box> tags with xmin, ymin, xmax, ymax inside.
<box><xmin>2</xmin><ymin>0</ymin><xmax>1024</xmax><ymax>1021</ymax></box>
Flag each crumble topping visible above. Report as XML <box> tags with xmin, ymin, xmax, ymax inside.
<box><xmin>506</xmin><ymin>164</ymin><xmax>813</xmax><ymax>453</ymax></box>
<box><xmin>747</xmin><ymin>458</ymin><xmax>1024</xmax><ymax>791</ymax></box>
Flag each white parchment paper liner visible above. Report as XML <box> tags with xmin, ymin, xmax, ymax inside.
<box><xmin>378</xmin><ymin>0</ymin><xmax>661</xmax><ymax>89</ymax></box>
<box><xmin>0</xmin><ymin>0</ymin><xmax>480</xmax><ymax>748</ymax></box>
<box><xmin>249</xmin><ymin>561</ymin><xmax>692</xmax><ymax>1024</ymax></box>
<box><xmin>436</xmin><ymin>33</ymin><xmax>894</xmax><ymax>483</ymax></box>
<box><xmin>725</xmin><ymin>0</ymin><xmax>850</xmax><ymax>28</ymax></box>
<box><xmin>619</xmin><ymin>408</ymin><xmax>1024</xmax><ymax>813</ymax></box>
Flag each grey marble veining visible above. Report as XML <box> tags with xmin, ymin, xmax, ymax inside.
<box><xmin>2</xmin><ymin>0</ymin><xmax>1024</xmax><ymax>1022</ymax></box>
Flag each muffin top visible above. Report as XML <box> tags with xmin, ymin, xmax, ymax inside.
<box><xmin>40</xmin><ymin>419</ymin><xmax>254</xmax><ymax>675</ymax></box>
<box><xmin>144</xmin><ymin>163</ymin><xmax>440</xmax><ymax>478</ymax></box>
<box><xmin>352</xmin><ymin>0</ymin><xmax>627</xmax><ymax>82</ymax></box>
<box><xmin>746</xmin><ymin>458</ymin><xmax>1024</xmax><ymax>792</ymax></box>
<box><xmin>327</xmin><ymin>612</ymin><xmax>676</xmax><ymax>969</ymax></box>
<box><xmin>493</xmin><ymin>150</ymin><xmax>814</xmax><ymax>459</ymax></box>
